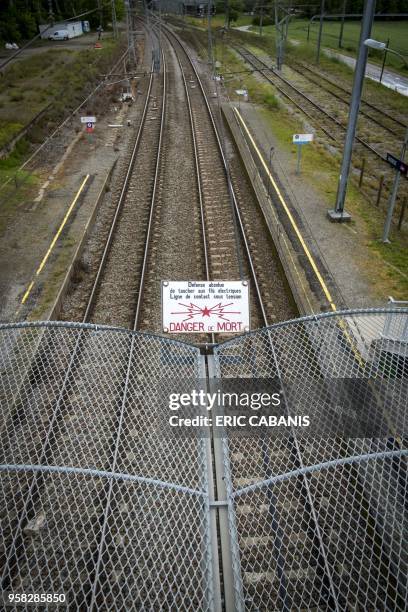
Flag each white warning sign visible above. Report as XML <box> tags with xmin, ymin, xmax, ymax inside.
<box><xmin>162</xmin><ymin>280</ymin><xmax>250</xmax><ymax>334</ymax></box>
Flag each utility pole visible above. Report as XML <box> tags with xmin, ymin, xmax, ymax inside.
<box><xmin>316</xmin><ymin>0</ymin><xmax>325</xmax><ymax>63</ymax></box>
<box><xmin>112</xmin><ymin>0</ymin><xmax>118</xmax><ymax>39</ymax></box>
<box><xmin>127</xmin><ymin>0</ymin><xmax>136</xmax><ymax>67</ymax></box>
<box><xmin>328</xmin><ymin>0</ymin><xmax>376</xmax><ymax>222</ymax></box>
<box><xmin>338</xmin><ymin>0</ymin><xmax>346</xmax><ymax>48</ymax></box>
<box><xmin>48</xmin><ymin>0</ymin><xmax>54</xmax><ymax>24</ymax></box>
<box><xmin>382</xmin><ymin>127</ymin><xmax>408</xmax><ymax>242</ymax></box>
<box><xmin>97</xmin><ymin>0</ymin><xmax>103</xmax><ymax>29</ymax></box>
<box><xmin>260</xmin><ymin>5</ymin><xmax>264</xmax><ymax>36</ymax></box>
<box><xmin>208</xmin><ymin>0</ymin><xmax>214</xmax><ymax>68</ymax></box>
<box><xmin>225</xmin><ymin>0</ymin><xmax>230</xmax><ymax>30</ymax></box>
<box><xmin>274</xmin><ymin>2</ymin><xmax>284</xmax><ymax>70</ymax></box>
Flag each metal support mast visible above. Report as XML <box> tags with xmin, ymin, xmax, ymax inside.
<box><xmin>328</xmin><ymin>0</ymin><xmax>376</xmax><ymax>221</ymax></box>
<box><xmin>112</xmin><ymin>0</ymin><xmax>118</xmax><ymax>39</ymax></box>
<box><xmin>274</xmin><ymin>2</ymin><xmax>290</xmax><ymax>70</ymax></box>
<box><xmin>316</xmin><ymin>0</ymin><xmax>325</xmax><ymax>63</ymax></box>
<box><xmin>383</xmin><ymin>127</ymin><xmax>408</xmax><ymax>242</ymax></box>
<box><xmin>208</xmin><ymin>0</ymin><xmax>214</xmax><ymax>68</ymax></box>
<box><xmin>127</xmin><ymin>0</ymin><xmax>137</xmax><ymax>68</ymax></box>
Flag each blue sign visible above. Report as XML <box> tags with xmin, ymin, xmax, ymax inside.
<box><xmin>386</xmin><ymin>152</ymin><xmax>408</xmax><ymax>177</ymax></box>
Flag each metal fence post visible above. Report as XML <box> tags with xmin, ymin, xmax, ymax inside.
<box><xmin>379</xmin><ymin>38</ymin><xmax>390</xmax><ymax>84</ymax></box>
<box><xmin>383</xmin><ymin>127</ymin><xmax>408</xmax><ymax>242</ymax></box>
<box><xmin>376</xmin><ymin>175</ymin><xmax>384</xmax><ymax>206</ymax></box>
<box><xmin>397</xmin><ymin>197</ymin><xmax>407</xmax><ymax>231</ymax></box>
<box><xmin>359</xmin><ymin>157</ymin><xmax>366</xmax><ymax>188</ymax></box>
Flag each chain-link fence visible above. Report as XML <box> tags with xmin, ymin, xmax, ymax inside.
<box><xmin>214</xmin><ymin>308</ymin><xmax>408</xmax><ymax>611</ymax></box>
<box><xmin>0</xmin><ymin>309</ymin><xmax>407</xmax><ymax>610</ymax></box>
<box><xmin>0</xmin><ymin>322</ymin><xmax>214</xmax><ymax>610</ymax></box>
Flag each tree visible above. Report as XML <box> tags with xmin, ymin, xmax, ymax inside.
<box><xmin>223</xmin><ymin>0</ymin><xmax>244</xmax><ymax>27</ymax></box>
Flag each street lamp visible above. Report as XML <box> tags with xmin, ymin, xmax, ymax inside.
<box><xmin>364</xmin><ymin>38</ymin><xmax>408</xmax><ymax>67</ymax></box>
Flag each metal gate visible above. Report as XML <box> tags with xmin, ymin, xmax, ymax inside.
<box><xmin>0</xmin><ymin>308</ymin><xmax>407</xmax><ymax>610</ymax></box>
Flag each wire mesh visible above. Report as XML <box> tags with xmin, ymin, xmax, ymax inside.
<box><xmin>214</xmin><ymin>309</ymin><xmax>408</xmax><ymax>610</ymax></box>
<box><xmin>0</xmin><ymin>310</ymin><xmax>407</xmax><ymax>611</ymax></box>
<box><xmin>0</xmin><ymin>322</ymin><xmax>213</xmax><ymax>611</ymax></box>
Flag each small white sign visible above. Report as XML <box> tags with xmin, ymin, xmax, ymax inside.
<box><xmin>293</xmin><ymin>133</ymin><xmax>313</xmax><ymax>143</ymax></box>
<box><xmin>81</xmin><ymin>116</ymin><xmax>97</xmax><ymax>123</ymax></box>
<box><xmin>162</xmin><ymin>280</ymin><xmax>250</xmax><ymax>334</ymax></box>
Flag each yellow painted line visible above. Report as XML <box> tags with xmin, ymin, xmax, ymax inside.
<box><xmin>20</xmin><ymin>174</ymin><xmax>90</xmax><ymax>306</ymax></box>
<box><xmin>21</xmin><ymin>281</ymin><xmax>35</xmax><ymax>306</ymax></box>
<box><xmin>233</xmin><ymin>108</ymin><xmax>402</xmax><ymax>440</ymax></box>
<box><xmin>233</xmin><ymin>107</ymin><xmax>337</xmax><ymax>312</ymax></box>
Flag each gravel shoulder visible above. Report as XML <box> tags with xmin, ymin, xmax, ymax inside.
<box><xmin>0</xmin><ymin>39</ymin><xmax>150</xmax><ymax>323</ymax></box>
<box><xmin>237</xmin><ymin>102</ymin><xmax>387</xmax><ymax>309</ymax></box>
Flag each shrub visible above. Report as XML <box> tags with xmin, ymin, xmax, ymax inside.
<box><xmin>9</xmin><ymin>91</ymin><xmax>24</xmax><ymax>102</ymax></box>
<box><xmin>263</xmin><ymin>92</ymin><xmax>279</xmax><ymax>109</ymax></box>
<box><xmin>252</xmin><ymin>15</ymin><xmax>274</xmax><ymax>26</ymax></box>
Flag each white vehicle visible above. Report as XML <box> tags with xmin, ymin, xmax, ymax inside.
<box><xmin>48</xmin><ymin>29</ymin><xmax>69</xmax><ymax>41</ymax></box>
<box><xmin>40</xmin><ymin>21</ymin><xmax>84</xmax><ymax>40</ymax></box>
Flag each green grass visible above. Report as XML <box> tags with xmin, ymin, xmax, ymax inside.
<box><xmin>0</xmin><ymin>122</ymin><xmax>23</xmax><ymax>149</ymax></box>
<box><xmin>213</xmin><ymin>41</ymin><xmax>279</xmax><ymax>110</ymax></box>
<box><xmin>253</xmin><ymin>18</ymin><xmax>408</xmax><ymax>74</ymax></box>
<box><xmin>259</xmin><ymin>108</ymin><xmax>408</xmax><ymax>298</ymax></box>
<box><xmin>196</xmin><ymin>25</ymin><xmax>408</xmax><ymax>298</ymax></box>
<box><xmin>184</xmin><ymin>13</ymin><xmax>253</xmax><ymax>29</ymax></box>
<box><xmin>191</xmin><ymin>13</ymin><xmax>408</xmax><ymax>75</ymax></box>
<box><xmin>215</xmin><ymin>24</ymin><xmax>408</xmax><ymax>116</ymax></box>
<box><xmin>0</xmin><ymin>36</ymin><xmax>124</xmax><ymax>148</ymax></box>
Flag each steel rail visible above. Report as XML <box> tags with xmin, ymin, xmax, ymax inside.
<box><xmin>164</xmin><ymin>25</ymin><xmax>269</xmax><ymax>328</ymax></box>
<box><xmin>133</xmin><ymin>52</ymin><xmax>167</xmax><ymax>331</ymax></box>
<box><xmin>289</xmin><ymin>61</ymin><xmax>403</xmax><ymax>138</ymax></box>
<box><xmin>236</xmin><ymin>46</ymin><xmax>391</xmax><ymax>164</ymax></box>
<box><xmin>235</xmin><ymin>46</ymin><xmax>338</xmax><ymax>142</ymax></box>
<box><xmin>292</xmin><ymin>60</ymin><xmax>407</xmax><ymax>130</ymax></box>
<box><xmin>89</xmin><ymin>40</ymin><xmax>168</xmax><ymax>608</ymax></box>
<box><xmin>170</xmin><ymin>32</ymin><xmax>211</xmax><ymax>283</ymax></box>
<box><xmin>158</xmin><ymin>23</ymin><xmax>215</xmax><ymax>343</ymax></box>
<box><xmin>0</xmin><ymin>44</ymin><xmax>165</xmax><ymax>593</ymax></box>
<box><xmin>83</xmin><ymin>59</ymin><xmax>155</xmax><ymax>324</ymax></box>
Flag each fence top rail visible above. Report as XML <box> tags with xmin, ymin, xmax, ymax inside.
<box><xmin>0</xmin><ymin>307</ymin><xmax>407</xmax><ymax>348</ymax></box>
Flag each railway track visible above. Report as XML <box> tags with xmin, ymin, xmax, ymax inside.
<box><xmin>235</xmin><ymin>45</ymin><xmax>395</xmax><ymax>166</ymax></box>
<box><xmin>0</xmin><ymin>22</ymin><xmax>295</xmax><ymax>608</ymax></box>
<box><xmin>0</xmin><ymin>28</ymin><xmax>168</xmax><ymax>605</ymax></box>
<box><xmin>59</xmin><ymin>20</ymin><xmax>296</xmax><ymax>337</ymax></box>
<box><xmin>289</xmin><ymin>60</ymin><xmax>406</xmax><ymax>138</ymax></box>
<box><xmin>149</xmin><ymin>28</ymin><xmax>407</xmax><ymax>610</ymax></box>
<box><xmin>0</xmin><ymin>21</ymin><xmax>406</xmax><ymax>612</ymax></box>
